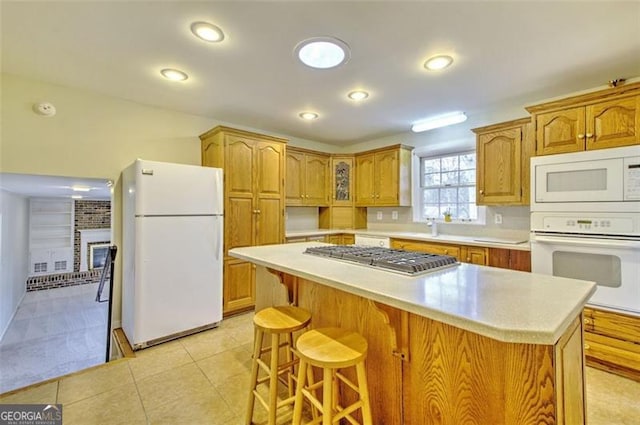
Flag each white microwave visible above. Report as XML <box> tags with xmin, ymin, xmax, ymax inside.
<box><xmin>530</xmin><ymin>145</ymin><xmax>640</xmax><ymax>212</ymax></box>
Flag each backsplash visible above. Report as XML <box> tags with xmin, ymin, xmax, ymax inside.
<box><xmin>366</xmin><ymin>206</ymin><xmax>530</xmax><ymax>240</ymax></box>
<box><xmin>285</xmin><ymin>207</ymin><xmax>320</xmax><ymax>231</ymax></box>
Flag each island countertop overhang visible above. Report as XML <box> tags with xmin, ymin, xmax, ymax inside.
<box><xmin>229</xmin><ymin>242</ymin><xmax>596</xmax><ymax>345</ymax></box>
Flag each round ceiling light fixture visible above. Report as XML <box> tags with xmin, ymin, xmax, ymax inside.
<box><xmin>295</xmin><ymin>36</ymin><xmax>351</xmax><ymax>69</ymax></box>
<box><xmin>190</xmin><ymin>21</ymin><xmax>225</xmax><ymax>42</ymax></box>
<box><xmin>424</xmin><ymin>55</ymin><xmax>454</xmax><ymax>71</ymax></box>
<box><xmin>299</xmin><ymin>111</ymin><xmax>319</xmax><ymax>120</ymax></box>
<box><xmin>160</xmin><ymin>68</ymin><xmax>189</xmax><ymax>81</ymax></box>
<box><xmin>347</xmin><ymin>90</ymin><xmax>369</xmax><ymax>101</ymax></box>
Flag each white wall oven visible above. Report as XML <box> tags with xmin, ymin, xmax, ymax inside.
<box><xmin>530</xmin><ymin>145</ymin><xmax>640</xmax><ymax>316</ymax></box>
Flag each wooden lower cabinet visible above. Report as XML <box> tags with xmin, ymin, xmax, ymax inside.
<box><xmin>222</xmin><ymin>258</ymin><xmax>255</xmax><ymax>315</ymax></box>
<box><xmin>488</xmin><ymin>248</ymin><xmax>532</xmax><ymax>272</ymax></box>
<box><xmin>256</xmin><ymin>270</ymin><xmax>586</xmax><ymax>425</ymax></box>
<box><xmin>583</xmin><ymin>307</ymin><xmax>640</xmax><ymax>380</ymax></box>
<box><xmin>391</xmin><ymin>239</ymin><xmax>461</xmax><ymax>260</ymax></box>
<box><xmin>463</xmin><ymin>246</ymin><xmax>487</xmax><ymax>265</ymax></box>
<box><xmin>391</xmin><ymin>239</ymin><xmax>489</xmax><ymax>265</ymax></box>
<box><xmin>326</xmin><ymin>233</ymin><xmax>356</xmax><ymax>245</ymax></box>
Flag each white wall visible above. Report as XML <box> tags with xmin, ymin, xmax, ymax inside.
<box><xmin>0</xmin><ymin>190</ymin><xmax>29</xmax><ymax>340</ymax></box>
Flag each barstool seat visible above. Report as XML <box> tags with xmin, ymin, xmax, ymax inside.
<box><xmin>292</xmin><ymin>327</ymin><xmax>372</xmax><ymax>425</ymax></box>
<box><xmin>246</xmin><ymin>306</ymin><xmax>312</xmax><ymax>425</ymax></box>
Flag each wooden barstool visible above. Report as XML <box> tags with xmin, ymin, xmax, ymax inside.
<box><xmin>246</xmin><ymin>305</ymin><xmax>312</xmax><ymax>425</ymax></box>
<box><xmin>292</xmin><ymin>327</ymin><xmax>372</xmax><ymax>425</ymax></box>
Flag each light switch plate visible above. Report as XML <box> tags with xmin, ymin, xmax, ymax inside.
<box><xmin>494</xmin><ymin>213</ymin><xmax>503</xmax><ymax>224</ymax></box>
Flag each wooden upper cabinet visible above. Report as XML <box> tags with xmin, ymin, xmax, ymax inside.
<box><xmin>536</xmin><ymin>107</ymin><xmax>585</xmax><ymax>155</ymax></box>
<box><xmin>355</xmin><ymin>153</ymin><xmax>375</xmax><ymax>205</ymax></box>
<box><xmin>473</xmin><ymin>118</ymin><xmax>532</xmax><ymax>206</ymax></box>
<box><xmin>526</xmin><ymin>82</ymin><xmax>640</xmax><ymax>156</ymax></box>
<box><xmin>285</xmin><ymin>150</ymin><xmax>305</xmax><ymax>205</ymax></box>
<box><xmin>285</xmin><ymin>147</ymin><xmax>329</xmax><ymax>206</ymax></box>
<box><xmin>305</xmin><ymin>153</ymin><xmax>330</xmax><ymax>205</ymax></box>
<box><xmin>355</xmin><ymin>145</ymin><xmax>412</xmax><ymax>207</ymax></box>
<box><xmin>586</xmin><ymin>96</ymin><xmax>640</xmax><ymax>150</ymax></box>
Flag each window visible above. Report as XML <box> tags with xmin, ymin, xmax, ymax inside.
<box><xmin>419</xmin><ymin>151</ymin><xmax>478</xmax><ymax>221</ymax></box>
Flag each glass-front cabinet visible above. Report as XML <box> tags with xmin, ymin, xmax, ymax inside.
<box><xmin>332</xmin><ymin>156</ymin><xmax>353</xmax><ymax>206</ymax></box>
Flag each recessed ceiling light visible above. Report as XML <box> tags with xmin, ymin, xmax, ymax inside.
<box><xmin>299</xmin><ymin>112</ymin><xmax>319</xmax><ymax>120</ymax></box>
<box><xmin>347</xmin><ymin>90</ymin><xmax>369</xmax><ymax>101</ymax></box>
<box><xmin>160</xmin><ymin>68</ymin><xmax>188</xmax><ymax>81</ymax></box>
<box><xmin>190</xmin><ymin>21</ymin><xmax>224</xmax><ymax>42</ymax></box>
<box><xmin>411</xmin><ymin>111</ymin><xmax>467</xmax><ymax>132</ymax></box>
<box><xmin>295</xmin><ymin>37</ymin><xmax>350</xmax><ymax>69</ymax></box>
<box><xmin>424</xmin><ymin>55</ymin><xmax>454</xmax><ymax>71</ymax></box>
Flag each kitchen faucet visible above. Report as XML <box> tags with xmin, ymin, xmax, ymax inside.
<box><xmin>427</xmin><ymin>220</ymin><xmax>438</xmax><ymax>237</ymax></box>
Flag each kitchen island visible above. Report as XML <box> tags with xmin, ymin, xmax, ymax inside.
<box><xmin>229</xmin><ymin>242</ymin><xmax>596</xmax><ymax>425</ymax></box>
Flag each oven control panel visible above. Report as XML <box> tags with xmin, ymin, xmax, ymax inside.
<box><xmin>531</xmin><ymin>212</ymin><xmax>638</xmax><ymax>235</ymax></box>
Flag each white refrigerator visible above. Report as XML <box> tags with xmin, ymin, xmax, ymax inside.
<box><xmin>122</xmin><ymin>159</ymin><xmax>223</xmax><ymax>350</ymax></box>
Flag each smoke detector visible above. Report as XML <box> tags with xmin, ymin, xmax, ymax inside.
<box><xmin>33</xmin><ymin>102</ymin><xmax>57</xmax><ymax>116</ymax></box>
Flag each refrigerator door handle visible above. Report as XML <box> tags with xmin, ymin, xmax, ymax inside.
<box><xmin>214</xmin><ymin>217</ymin><xmax>222</xmax><ymax>261</ymax></box>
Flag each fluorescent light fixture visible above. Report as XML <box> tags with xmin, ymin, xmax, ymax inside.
<box><xmin>190</xmin><ymin>22</ymin><xmax>224</xmax><ymax>42</ymax></box>
<box><xmin>72</xmin><ymin>186</ymin><xmax>91</xmax><ymax>192</ymax></box>
<box><xmin>424</xmin><ymin>55</ymin><xmax>453</xmax><ymax>71</ymax></box>
<box><xmin>160</xmin><ymin>68</ymin><xmax>188</xmax><ymax>81</ymax></box>
<box><xmin>411</xmin><ymin>111</ymin><xmax>467</xmax><ymax>132</ymax></box>
<box><xmin>299</xmin><ymin>112</ymin><xmax>319</xmax><ymax>120</ymax></box>
<box><xmin>347</xmin><ymin>90</ymin><xmax>369</xmax><ymax>101</ymax></box>
<box><xmin>71</xmin><ymin>195</ymin><xmax>83</xmax><ymax>199</ymax></box>
<box><xmin>295</xmin><ymin>37</ymin><xmax>350</xmax><ymax>69</ymax></box>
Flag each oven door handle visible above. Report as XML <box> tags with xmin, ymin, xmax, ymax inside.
<box><xmin>532</xmin><ymin>235</ymin><xmax>640</xmax><ymax>250</ymax></box>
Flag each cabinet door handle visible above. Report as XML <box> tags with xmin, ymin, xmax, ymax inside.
<box><xmin>376</xmin><ymin>194</ymin><xmax>380</xmax><ymax>198</ymax></box>
<box><xmin>584</xmin><ymin>318</ymin><xmax>591</xmax><ymax>325</ymax></box>
<box><xmin>300</xmin><ymin>195</ymin><xmax>304</xmax><ymax>199</ymax></box>
<box><xmin>584</xmin><ymin>343</ymin><xmax>591</xmax><ymax>350</ymax></box>
<box><xmin>586</xmin><ymin>133</ymin><xmax>594</xmax><ymax>138</ymax></box>
<box><xmin>444</xmin><ymin>250</ymin><xmax>449</xmax><ymax>255</ymax></box>
<box><xmin>479</xmin><ymin>189</ymin><xmax>484</xmax><ymax>194</ymax></box>
<box><xmin>578</xmin><ymin>134</ymin><xmax>585</xmax><ymax>140</ymax></box>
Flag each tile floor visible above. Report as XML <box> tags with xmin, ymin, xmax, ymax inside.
<box><xmin>1</xmin><ymin>311</ymin><xmax>639</xmax><ymax>425</ymax></box>
<box><xmin>0</xmin><ymin>282</ymin><xmax>108</xmax><ymax>393</ymax></box>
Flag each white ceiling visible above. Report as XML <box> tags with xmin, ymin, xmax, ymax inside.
<box><xmin>1</xmin><ymin>1</ymin><xmax>640</xmax><ymax>146</ymax></box>
<box><xmin>0</xmin><ymin>173</ymin><xmax>112</xmax><ymax>200</ymax></box>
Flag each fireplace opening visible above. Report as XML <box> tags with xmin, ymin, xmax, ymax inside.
<box><xmin>89</xmin><ymin>243</ymin><xmax>110</xmax><ymax>270</ymax></box>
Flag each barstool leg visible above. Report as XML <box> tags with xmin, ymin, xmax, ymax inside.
<box><xmin>292</xmin><ymin>359</ymin><xmax>308</xmax><ymax>424</ymax></box>
<box><xmin>356</xmin><ymin>362</ymin><xmax>373</xmax><ymax>425</ymax></box>
<box><xmin>307</xmin><ymin>366</ymin><xmax>318</xmax><ymax>420</ymax></box>
<box><xmin>268</xmin><ymin>332</ymin><xmax>280</xmax><ymax>425</ymax></box>
<box><xmin>246</xmin><ymin>329</ymin><xmax>264</xmax><ymax>425</ymax></box>
<box><xmin>285</xmin><ymin>332</ymin><xmax>294</xmax><ymax>398</ymax></box>
<box><xmin>322</xmin><ymin>367</ymin><xmax>333</xmax><ymax>425</ymax></box>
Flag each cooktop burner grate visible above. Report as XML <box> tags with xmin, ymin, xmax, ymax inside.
<box><xmin>304</xmin><ymin>245</ymin><xmax>459</xmax><ymax>275</ymax></box>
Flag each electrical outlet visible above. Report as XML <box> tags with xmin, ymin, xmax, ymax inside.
<box><xmin>494</xmin><ymin>213</ymin><xmax>503</xmax><ymax>225</ymax></box>
<box><xmin>392</xmin><ymin>211</ymin><xmax>398</xmax><ymax>220</ymax></box>
<box><xmin>376</xmin><ymin>211</ymin><xmax>383</xmax><ymax>220</ymax></box>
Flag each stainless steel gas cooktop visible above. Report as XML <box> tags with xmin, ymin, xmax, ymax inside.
<box><xmin>304</xmin><ymin>245</ymin><xmax>459</xmax><ymax>276</ymax></box>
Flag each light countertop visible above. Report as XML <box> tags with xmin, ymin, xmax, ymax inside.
<box><xmin>229</xmin><ymin>242</ymin><xmax>595</xmax><ymax>345</ymax></box>
<box><xmin>286</xmin><ymin>229</ymin><xmax>531</xmax><ymax>251</ymax></box>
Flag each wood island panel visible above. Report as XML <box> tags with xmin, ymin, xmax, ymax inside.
<box><xmin>256</xmin><ymin>268</ymin><xmax>585</xmax><ymax>425</ymax></box>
